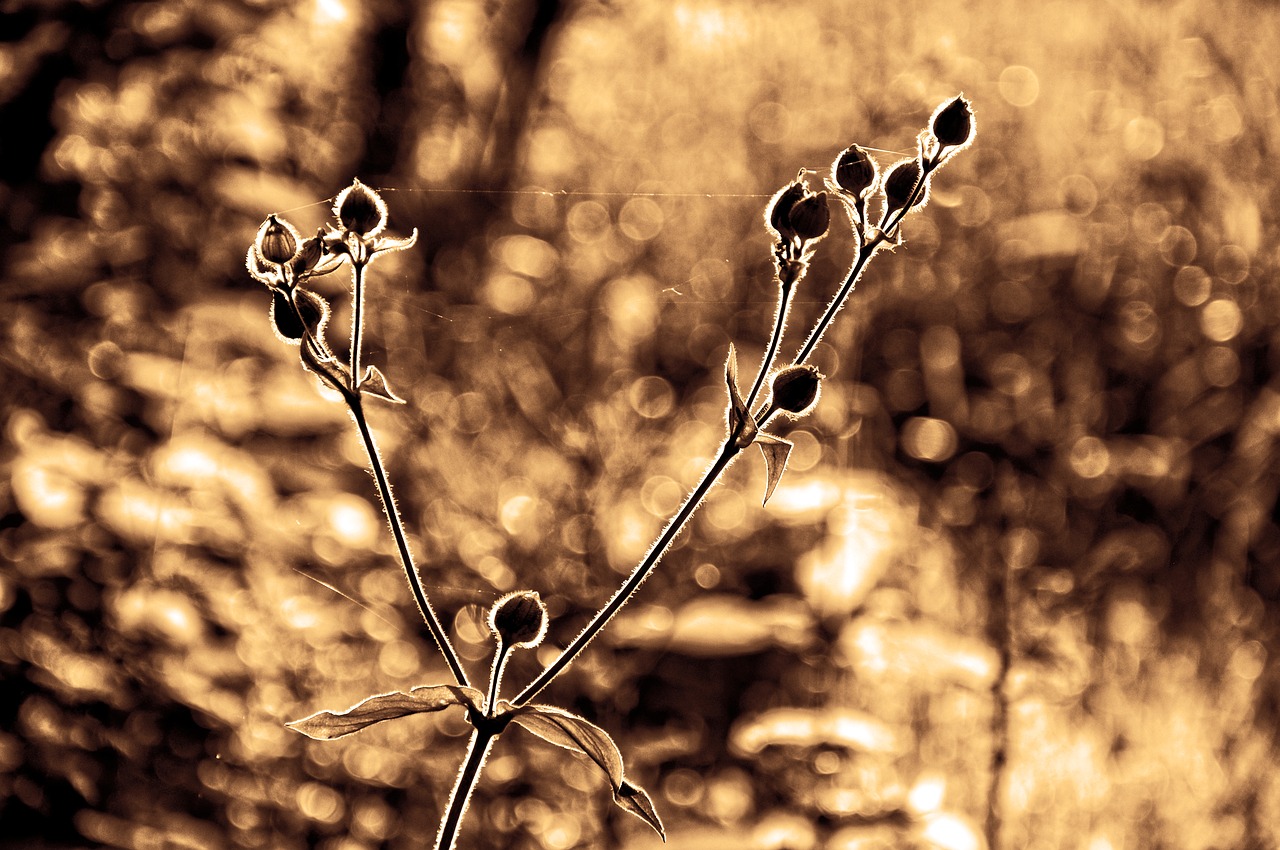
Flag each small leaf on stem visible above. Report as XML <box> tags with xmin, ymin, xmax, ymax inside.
<box><xmin>504</xmin><ymin>703</ymin><xmax>666</xmax><ymax>841</ymax></box>
<box><xmin>286</xmin><ymin>684</ymin><xmax>483</xmax><ymax>740</ymax></box>
<box><xmin>755</xmin><ymin>431</ymin><xmax>793</xmax><ymax>506</ymax></box>
<box><xmin>724</xmin><ymin>344</ymin><xmax>758</xmax><ymax>448</ymax></box>
<box><xmin>360</xmin><ymin>365</ymin><xmax>406</xmax><ymax>404</ymax></box>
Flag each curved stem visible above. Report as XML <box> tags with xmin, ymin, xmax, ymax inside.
<box><xmin>349</xmin><ymin>397</ymin><xmax>471</xmax><ymax>689</ymax></box>
<box><xmin>744</xmin><ymin>281</ymin><xmax>794</xmax><ymax>413</ymax></box>
<box><xmin>434</xmin><ymin>727</ymin><xmax>497</xmax><ymax>850</ymax></box>
<box><xmin>349</xmin><ymin>260</ymin><xmax>367</xmax><ymax>391</ymax></box>
<box><xmin>512</xmin><ymin>440</ymin><xmax>741</xmax><ymax>707</ymax></box>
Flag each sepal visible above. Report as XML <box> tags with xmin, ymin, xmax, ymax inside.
<box><xmin>755</xmin><ymin>431</ymin><xmax>793</xmax><ymax>506</ymax></box>
<box><xmin>724</xmin><ymin>344</ymin><xmax>759</xmax><ymax>449</ymax></box>
<box><xmin>360</xmin><ymin>365</ymin><xmax>406</xmax><ymax>404</ymax></box>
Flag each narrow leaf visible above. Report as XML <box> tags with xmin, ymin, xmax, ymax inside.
<box><xmin>505</xmin><ymin>703</ymin><xmax>665</xmax><ymax>840</ymax></box>
<box><xmin>615</xmin><ymin>780</ymin><xmax>666</xmax><ymax>841</ymax></box>
<box><xmin>361</xmin><ymin>365</ymin><xmax>406</xmax><ymax>404</ymax></box>
<box><xmin>287</xmin><ymin>684</ymin><xmax>483</xmax><ymax>740</ymax></box>
<box><xmin>724</xmin><ymin>344</ymin><xmax>757</xmax><ymax>448</ymax></box>
<box><xmin>755</xmin><ymin>432</ymin><xmax>793</xmax><ymax>506</ymax></box>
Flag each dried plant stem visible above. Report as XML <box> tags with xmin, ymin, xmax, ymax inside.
<box><xmin>349</xmin><ymin>397</ymin><xmax>471</xmax><ymax>689</ymax></box>
<box><xmin>434</xmin><ymin>727</ymin><xmax>498</xmax><ymax>850</ymax></box>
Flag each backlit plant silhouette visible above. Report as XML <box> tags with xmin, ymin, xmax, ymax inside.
<box><xmin>245</xmin><ymin>95</ymin><xmax>974</xmax><ymax>849</ymax></box>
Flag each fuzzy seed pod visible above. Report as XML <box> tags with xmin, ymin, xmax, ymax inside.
<box><xmin>257</xmin><ymin>215</ymin><xmax>301</xmax><ymax>265</ymax></box>
<box><xmin>832</xmin><ymin>144</ymin><xmax>878</xmax><ymax>198</ymax></box>
<box><xmin>767</xmin><ymin>181</ymin><xmax>807</xmax><ymax>240</ymax></box>
<box><xmin>788</xmin><ymin>192</ymin><xmax>830</xmax><ymax>241</ymax></box>
<box><xmin>930</xmin><ymin>95</ymin><xmax>975</xmax><ymax>149</ymax></box>
<box><xmin>270</xmin><ymin>289</ymin><xmax>330</xmax><ymax>344</ymax></box>
<box><xmin>292</xmin><ymin>229</ymin><xmax>325</xmax><ymax>276</ymax></box>
<box><xmin>334</xmin><ymin>179</ymin><xmax>388</xmax><ymax>238</ymax></box>
<box><xmin>489</xmin><ymin>591</ymin><xmax>549</xmax><ymax>649</ymax></box>
<box><xmin>882</xmin><ymin>159</ymin><xmax>929</xmax><ymax>217</ymax></box>
<box><xmin>769</xmin><ymin>365</ymin><xmax>822</xmax><ymax>417</ymax></box>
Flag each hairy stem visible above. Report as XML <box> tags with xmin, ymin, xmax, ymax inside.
<box><xmin>486</xmin><ymin>642</ymin><xmax>512</xmax><ymax>717</ymax></box>
<box><xmin>512</xmin><ymin>440</ymin><xmax>740</xmax><ymax>706</ymax></box>
<box><xmin>791</xmin><ymin>240</ymin><xmax>878</xmax><ymax>368</ymax></box>
<box><xmin>744</xmin><ymin>280</ymin><xmax>794</xmax><ymax>413</ymax></box>
<box><xmin>349</xmin><ymin>397</ymin><xmax>471</xmax><ymax>689</ymax></box>
<box><xmin>349</xmin><ymin>260</ymin><xmax>367</xmax><ymax>391</ymax></box>
<box><xmin>434</xmin><ymin>727</ymin><xmax>497</xmax><ymax>850</ymax></box>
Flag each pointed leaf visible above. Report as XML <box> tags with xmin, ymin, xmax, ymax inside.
<box><xmin>361</xmin><ymin>365</ymin><xmax>406</xmax><ymax>404</ymax></box>
<box><xmin>505</xmin><ymin>703</ymin><xmax>665</xmax><ymax>840</ymax></box>
<box><xmin>615</xmin><ymin>780</ymin><xmax>666</xmax><ymax>841</ymax></box>
<box><xmin>755</xmin><ymin>432</ymin><xmax>793</xmax><ymax>506</ymax></box>
<box><xmin>371</xmin><ymin>227</ymin><xmax>419</xmax><ymax>258</ymax></box>
<box><xmin>724</xmin><ymin>344</ymin><xmax>757</xmax><ymax>448</ymax></box>
<box><xmin>287</xmin><ymin>684</ymin><xmax>483</xmax><ymax>740</ymax></box>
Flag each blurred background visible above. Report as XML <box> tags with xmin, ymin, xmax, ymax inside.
<box><xmin>3</xmin><ymin>0</ymin><xmax>1279</xmax><ymax>848</ymax></box>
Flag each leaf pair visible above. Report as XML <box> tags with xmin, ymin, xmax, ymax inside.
<box><xmin>725</xmin><ymin>344</ymin><xmax>793</xmax><ymax>505</ymax></box>
<box><xmin>287</xmin><ymin>686</ymin><xmax>665</xmax><ymax>841</ymax></box>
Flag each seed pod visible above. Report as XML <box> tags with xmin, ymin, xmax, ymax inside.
<box><xmin>767</xmin><ymin>181</ymin><xmax>806</xmax><ymax>240</ymax></box>
<box><xmin>769</xmin><ymin>364</ymin><xmax>822</xmax><ymax>417</ymax></box>
<box><xmin>292</xmin><ymin>229</ymin><xmax>325</xmax><ymax>276</ymax></box>
<box><xmin>270</xmin><ymin>289</ymin><xmax>330</xmax><ymax>344</ymax></box>
<box><xmin>832</xmin><ymin>144</ymin><xmax>878</xmax><ymax>198</ymax></box>
<box><xmin>882</xmin><ymin>159</ymin><xmax>929</xmax><ymax>217</ymax></box>
<box><xmin>488</xmin><ymin>590</ymin><xmax>549</xmax><ymax>649</ymax></box>
<box><xmin>930</xmin><ymin>95</ymin><xmax>974</xmax><ymax>149</ymax></box>
<box><xmin>788</xmin><ymin>192</ymin><xmax>830</xmax><ymax>241</ymax></box>
<box><xmin>334</xmin><ymin>178</ymin><xmax>388</xmax><ymax>238</ymax></box>
<box><xmin>257</xmin><ymin>215</ymin><xmax>301</xmax><ymax>265</ymax></box>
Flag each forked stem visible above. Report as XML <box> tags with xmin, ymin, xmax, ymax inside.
<box><xmin>349</xmin><ymin>397</ymin><xmax>471</xmax><ymax>689</ymax></box>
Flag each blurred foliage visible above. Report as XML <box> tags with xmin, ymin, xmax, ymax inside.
<box><xmin>3</xmin><ymin>0</ymin><xmax>1280</xmax><ymax>849</ymax></box>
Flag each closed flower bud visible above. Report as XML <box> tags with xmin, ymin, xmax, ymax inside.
<box><xmin>769</xmin><ymin>364</ymin><xmax>822</xmax><ymax>417</ymax></box>
<box><xmin>882</xmin><ymin>159</ymin><xmax>929</xmax><ymax>216</ymax></box>
<box><xmin>788</xmin><ymin>192</ymin><xmax>830</xmax><ymax>241</ymax></box>
<box><xmin>334</xmin><ymin>178</ymin><xmax>388</xmax><ymax>238</ymax></box>
<box><xmin>488</xmin><ymin>590</ymin><xmax>549</xmax><ymax>649</ymax></box>
<box><xmin>832</xmin><ymin>144</ymin><xmax>878</xmax><ymax>198</ymax></box>
<box><xmin>930</xmin><ymin>95</ymin><xmax>974</xmax><ymax>149</ymax></box>
<box><xmin>257</xmin><ymin>215</ymin><xmax>300</xmax><ymax>265</ymax></box>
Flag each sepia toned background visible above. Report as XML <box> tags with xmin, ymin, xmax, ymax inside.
<box><xmin>3</xmin><ymin>0</ymin><xmax>1279</xmax><ymax>848</ymax></box>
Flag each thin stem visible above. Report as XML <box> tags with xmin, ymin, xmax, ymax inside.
<box><xmin>349</xmin><ymin>260</ymin><xmax>366</xmax><ymax>391</ymax></box>
<box><xmin>349</xmin><ymin>397</ymin><xmax>471</xmax><ymax>690</ymax></box>
<box><xmin>434</xmin><ymin>727</ymin><xmax>497</xmax><ymax>850</ymax></box>
<box><xmin>744</xmin><ymin>281</ymin><xmax>794</xmax><ymax>413</ymax></box>
<box><xmin>512</xmin><ymin>441</ymin><xmax>741</xmax><ymax>707</ymax></box>
<box><xmin>486</xmin><ymin>642</ymin><xmax>512</xmax><ymax>717</ymax></box>
<box><xmin>791</xmin><ymin>240</ymin><xmax>879</xmax><ymax>369</ymax></box>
